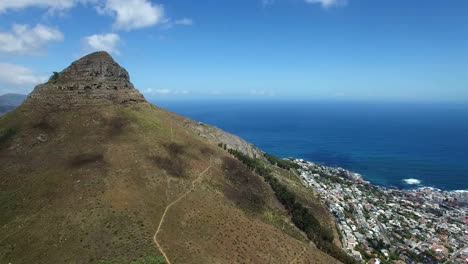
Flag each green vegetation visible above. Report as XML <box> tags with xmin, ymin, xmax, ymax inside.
<box><xmin>0</xmin><ymin>127</ymin><xmax>16</xmax><ymax>148</ymax></box>
<box><xmin>227</xmin><ymin>149</ymin><xmax>356</xmax><ymax>264</ymax></box>
<box><xmin>264</xmin><ymin>153</ymin><xmax>300</xmax><ymax>170</ymax></box>
<box><xmin>119</xmin><ymin>106</ymin><xmax>160</xmax><ymax>132</ymax></box>
<box><xmin>49</xmin><ymin>71</ymin><xmax>60</xmax><ymax>82</ymax></box>
<box><xmin>218</xmin><ymin>142</ymin><xmax>228</xmax><ymax>150</ymax></box>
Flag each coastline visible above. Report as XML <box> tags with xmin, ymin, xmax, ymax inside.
<box><xmin>291</xmin><ymin>158</ymin><xmax>468</xmax><ymax>203</ymax></box>
<box><xmin>292</xmin><ymin>157</ymin><xmax>468</xmax><ymax>263</ymax></box>
<box><xmin>154</xmin><ymin>100</ymin><xmax>468</xmax><ymax>192</ymax></box>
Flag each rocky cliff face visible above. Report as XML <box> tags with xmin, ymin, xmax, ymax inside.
<box><xmin>184</xmin><ymin>120</ymin><xmax>264</xmax><ymax>158</ymax></box>
<box><xmin>22</xmin><ymin>52</ymin><xmax>146</xmax><ymax>110</ymax></box>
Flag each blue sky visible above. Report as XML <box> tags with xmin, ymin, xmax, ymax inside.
<box><xmin>0</xmin><ymin>0</ymin><xmax>467</xmax><ymax>102</ymax></box>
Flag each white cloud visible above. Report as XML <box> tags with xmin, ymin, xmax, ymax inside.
<box><xmin>1</xmin><ymin>1</ymin><xmax>187</xmax><ymax>32</ymax></box>
<box><xmin>175</xmin><ymin>18</ymin><xmax>193</xmax><ymax>26</ymax></box>
<box><xmin>174</xmin><ymin>90</ymin><xmax>189</xmax><ymax>95</ymax></box>
<box><xmin>304</xmin><ymin>0</ymin><xmax>347</xmax><ymax>8</ymax></box>
<box><xmin>143</xmin><ymin>88</ymin><xmax>190</xmax><ymax>96</ymax></box>
<box><xmin>0</xmin><ymin>0</ymin><xmax>76</xmax><ymax>13</ymax></box>
<box><xmin>0</xmin><ymin>63</ymin><xmax>47</xmax><ymax>88</ymax></box>
<box><xmin>250</xmin><ymin>89</ymin><xmax>276</xmax><ymax>96</ymax></box>
<box><xmin>97</xmin><ymin>0</ymin><xmax>165</xmax><ymax>31</ymax></box>
<box><xmin>83</xmin><ymin>33</ymin><xmax>120</xmax><ymax>55</ymax></box>
<box><xmin>0</xmin><ymin>24</ymin><xmax>64</xmax><ymax>55</ymax></box>
<box><xmin>144</xmin><ymin>88</ymin><xmax>170</xmax><ymax>94</ymax></box>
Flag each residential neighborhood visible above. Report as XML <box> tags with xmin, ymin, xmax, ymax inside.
<box><xmin>293</xmin><ymin>159</ymin><xmax>468</xmax><ymax>264</ymax></box>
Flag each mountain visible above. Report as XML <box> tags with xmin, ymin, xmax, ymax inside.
<box><xmin>0</xmin><ymin>52</ymin><xmax>341</xmax><ymax>264</ymax></box>
<box><xmin>0</xmin><ymin>93</ymin><xmax>27</xmax><ymax>115</ymax></box>
<box><xmin>0</xmin><ymin>93</ymin><xmax>27</xmax><ymax>106</ymax></box>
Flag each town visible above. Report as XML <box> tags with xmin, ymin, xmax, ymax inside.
<box><xmin>293</xmin><ymin>159</ymin><xmax>468</xmax><ymax>264</ymax></box>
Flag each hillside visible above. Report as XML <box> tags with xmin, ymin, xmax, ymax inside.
<box><xmin>0</xmin><ymin>93</ymin><xmax>27</xmax><ymax>115</ymax></box>
<box><xmin>0</xmin><ymin>52</ymin><xmax>341</xmax><ymax>264</ymax></box>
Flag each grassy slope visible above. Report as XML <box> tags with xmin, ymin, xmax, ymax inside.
<box><xmin>0</xmin><ymin>102</ymin><xmax>339</xmax><ymax>264</ymax></box>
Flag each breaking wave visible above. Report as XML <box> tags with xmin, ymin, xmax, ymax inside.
<box><xmin>403</xmin><ymin>178</ymin><xmax>422</xmax><ymax>185</ymax></box>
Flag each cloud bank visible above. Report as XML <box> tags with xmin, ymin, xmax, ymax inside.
<box><xmin>143</xmin><ymin>88</ymin><xmax>190</xmax><ymax>96</ymax></box>
<box><xmin>83</xmin><ymin>33</ymin><xmax>121</xmax><ymax>55</ymax></box>
<box><xmin>0</xmin><ymin>24</ymin><xmax>63</xmax><ymax>55</ymax></box>
<box><xmin>97</xmin><ymin>0</ymin><xmax>166</xmax><ymax>31</ymax></box>
<box><xmin>1</xmin><ymin>0</ymin><xmax>173</xmax><ymax>32</ymax></box>
<box><xmin>0</xmin><ymin>0</ymin><xmax>77</xmax><ymax>13</ymax></box>
<box><xmin>0</xmin><ymin>63</ymin><xmax>46</xmax><ymax>85</ymax></box>
<box><xmin>304</xmin><ymin>0</ymin><xmax>347</xmax><ymax>8</ymax></box>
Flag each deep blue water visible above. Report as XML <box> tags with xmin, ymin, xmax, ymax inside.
<box><xmin>153</xmin><ymin>100</ymin><xmax>468</xmax><ymax>191</ymax></box>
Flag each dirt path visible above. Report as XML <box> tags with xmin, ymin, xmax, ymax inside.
<box><xmin>153</xmin><ymin>163</ymin><xmax>212</xmax><ymax>264</ymax></box>
<box><xmin>288</xmin><ymin>247</ymin><xmax>307</xmax><ymax>264</ymax></box>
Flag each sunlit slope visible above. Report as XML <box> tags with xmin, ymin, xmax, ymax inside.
<box><xmin>0</xmin><ymin>103</ymin><xmax>339</xmax><ymax>264</ymax></box>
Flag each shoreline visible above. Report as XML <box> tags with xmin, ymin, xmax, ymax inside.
<box><xmin>155</xmin><ymin>99</ymin><xmax>468</xmax><ymax>193</ymax></box>
<box><xmin>292</xmin><ymin>157</ymin><xmax>468</xmax><ymax>263</ymax></box>
<box><xmin>292</xmin><ymin>158</ymin><xmax>468</xmax><ymax>195</ymax></box>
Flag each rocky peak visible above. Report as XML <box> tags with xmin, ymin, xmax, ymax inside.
<box><xmin>56</xmin><ymin>51</ymin><xmax>130</xmax><ymax>83</ymax></box>
<box><xmin>22</xmin><ymin>51</ymin><xmax>146</xmax><ymax>110</ymax></box>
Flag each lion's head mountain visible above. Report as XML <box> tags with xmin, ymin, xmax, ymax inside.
<box><xmin>0</xmin><ymin>52</ymin><xmax>342</xmax><ymax>264</ymax></box>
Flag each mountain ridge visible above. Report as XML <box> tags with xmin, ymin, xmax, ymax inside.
<box><xmin>0</xmin><ymin>93</ymin><xmax>27</xmax><ymax>115</ymax></box>
<box><xmin>0</xmin><ymin>52</ymin><xmax>341</xmax><ymax>264</ymax></box>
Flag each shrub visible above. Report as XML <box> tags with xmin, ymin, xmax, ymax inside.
<box><xmin>49</xmin><ymin>71</ymin><xmax>60</xmax><ymax>82</ymax></box>
<box><xmin>264</xmin><ymin>153</ymin><xmax>300</xmax><ymax>170</ymax></box>
<box><xmin>0</xmin><ymin>127</ymin><xmax>17</xmax><ymax>148</ymax></box>
<box><xmin>228</xmin><ymin>149</ymin><xmax>356</xmax><ymax>264</ymax></box>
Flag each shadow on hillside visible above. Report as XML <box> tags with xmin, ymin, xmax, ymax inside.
<box><xmin>69</xmin><ymin>153</ymin><xmax>105</xmax><ymax>168</ymax></box>
<box><xmin>222</xmin><ymin>157</ymin><xmax>266</xmax><ymax>213</ymax></box>
<box><xmin>150</xmin><ymin>143</ymin><xmax>189</xmax><ymax>178</ymax></box>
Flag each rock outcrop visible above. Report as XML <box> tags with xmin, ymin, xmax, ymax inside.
<box><xmin>22</xmin><ymin>51</ymin><xmax>146</xmax><ymax>110</ymax></box>
<box><xmin>184</xmin><ymin>120</ymin><xmax>264</xmax><ymax>158</ymax></box>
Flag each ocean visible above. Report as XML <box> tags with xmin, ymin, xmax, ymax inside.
<box><xmin>153</xmin><ymin>100</ymin><xmax>468</xmax><ymax>191</ymax></box>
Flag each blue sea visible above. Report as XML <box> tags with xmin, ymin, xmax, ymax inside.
<box><xmin>153</xmin><ymin>100</ymin><xmax>468</xmax><ymax>191</ymax></box>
